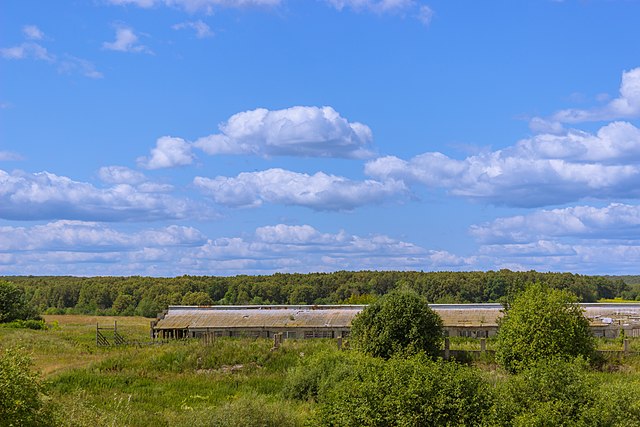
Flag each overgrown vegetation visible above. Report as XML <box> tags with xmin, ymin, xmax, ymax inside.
<box><xmin>0</xmin><ymin>312</ymin><xmax>639</xmax><ymax>426</ymax></box>
<box><xmin>1</xmin><ymin>276</ymin><xmax>639</xmax><ymax>426</ymax></box>
<box><xmin>313</xmin><ymin>353</ymin><xmax>492</xmax><ymax>426</ymax></box>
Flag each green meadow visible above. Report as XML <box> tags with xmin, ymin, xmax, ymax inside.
<box><xmin>2</xmin><ymin>314</ymin><xmax>640</xmax><ymax>426</ymax></box>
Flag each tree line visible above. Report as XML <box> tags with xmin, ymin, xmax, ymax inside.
<box><xmin>1</xmin><ymin>270</ymin><xmax>632</xmax><ymax>318</ymax></box>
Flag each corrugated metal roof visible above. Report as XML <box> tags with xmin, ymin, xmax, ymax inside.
<box><xmin>153</xmin><ymin>303</ymin><xmax>640</xmax><ymax>330</ymax></box>
<box><xmin>154</xmin><ymin>306</ymin><xmax>364</xmax><ymax>330</ymax></box>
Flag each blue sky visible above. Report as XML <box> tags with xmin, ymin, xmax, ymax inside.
<box><xmin>2</xmin><ymin>0</ymin><xmax>640</xmax><ymax>276</ymax></box>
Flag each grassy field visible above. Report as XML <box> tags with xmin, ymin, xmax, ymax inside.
<box><xmin>2</xmin><ymin>315</ymin><xmax>640</xmax><ymax>426</ymax></box>
<box><xmin>1</xmin><ymin>315</ymin><xmax>326</xmax><ymax>426</ymax></box>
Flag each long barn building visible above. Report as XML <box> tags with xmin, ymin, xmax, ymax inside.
<box><xmin>151</xmin><ymin>303</ymin><xmax>640</xmax><ymax>340</ymax></box>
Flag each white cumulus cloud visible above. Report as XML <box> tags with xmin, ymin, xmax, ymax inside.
<box><xmin>194</xmin><ymin>223</ymin><xmax>471</xmax><ymax>274</ymax></box>
<box><xmin>366</xmin><ymin>121</ymin><xmax>640</xmax><ymax>207</ymax></box>
<box><xmin>0</xmin><ymin>169</ymin><xmax>209</xmax><ymax>221</ymax></box>
<box><xmin>98</xmin><ymin>166</ymin><xmax>147</xmax><ymax>185</ymax></box>
<box><xmin>193</xmin><ymin>168</ymin><xmax>406</xmax><ymax>210</ymax></box>
<box><xmin>464</xmin><ymin>202</ymin><xmax>640</xmax><ymax>274</ymax></box>
<box><xmin>194</xmin><ymin>106</ymin><xmax>374</xmax><ymax>159</ymax></box>
<box><xmin>471</xmin><ymin>203</ymin><xmax>640</xmax><ymax>244</ymax></box>
<box><xmin>473</xmin><ymin>240</ymin><xmax>640</xmax><ymax>275</ymax></box>
<box><xmin>531</xmin><ymin>67</ymin><xmax>640</xmax><ymax>129</ymax></box>
<box><xmin>0</xmin><ymin>222</ymin><xmax>471</xmax><ymax>276</ymax></box>
<box><xmin>0</xmin><ymin>221</ymin><xmax>206</xmax><ymax>252</ymax></box>
<box><xmin>138</xmin><ymin>136</ymin><xmax>195</xmax><ymax>169</ymax></box>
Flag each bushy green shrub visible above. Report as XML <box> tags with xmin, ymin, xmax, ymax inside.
<box><xmin>0</xmin><ymin>319</ymin><xmax>48</xmax><ymax>330</ymax></box>
<box><xmin>496</xmin><ymin>283</ymin><xmax>596</xmax><ymax>373</ymax></box>
<box><xmin>581</xmin><ymin>377</ymin><xmax>640</xmax><ymax>426</ymax></box>
<box><xmin>0</xmin><ymin>348</ymin><xmax>52</xmax><ymax>426</ymax></box>
<box><xmin>316</xmin><ymin>353</ymin><xmax>492</xmax><ymax>427</ymax></box>
<box><xmin>492</xmin><ymin>357</ymin><xmax>595</xmax><ymax>426</ymax></box>
<box><xmin>350</xmin><ymin>290</ymin><xmax>443</xmax><ymax>359</ymax></box>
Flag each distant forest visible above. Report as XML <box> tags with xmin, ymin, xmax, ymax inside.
<box><xmin>2</xmin><ymin>271</ymin><xmax>639</xmax><ymax>318</ymax></box>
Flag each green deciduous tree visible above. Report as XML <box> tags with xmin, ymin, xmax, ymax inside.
<box><xmin>0</xmin><ymin>281</ymin><xmax>39</xmax><ymax>323</ymax></box>
<box><xmin>181</xmin><ymin>291</ymin><xmax>214</xmax><ymax>306</ymax></box>
<box><xmin>112</xmin><ymin>293</ymin><xmax>137</xmax><ymax>315</ymax></box>
<box><xmin>350</xmin><ymin>290</ymin><xmax>443</xmax><ymax>359</ymax></box>
<box><xmin>496</xmin><ymin>283</ymin><xmax>596</xmax><ymax>373</ymax></box>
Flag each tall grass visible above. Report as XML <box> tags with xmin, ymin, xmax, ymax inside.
<box><xmin>4</xmin><ymin>314</ymin><xmax>640</xmax><ymax>426</ymax></box>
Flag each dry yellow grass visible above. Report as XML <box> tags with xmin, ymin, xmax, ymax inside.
<box><xmin>1</xmin><ymin>314</ymin><xmax>152</xmax><ymax>377</ymax></box>
<box><xmin>42</xmin><ymin>314</ymin><xmax>150</xmax><ymax>328</ymax></box>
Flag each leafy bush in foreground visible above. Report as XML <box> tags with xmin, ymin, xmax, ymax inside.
<box><xmin>316</xmin><ymin>353</ymin><xmax>492</xmax><ymax>427</ymax></box>
<box><xmin>492</xmin><ymin>357</ymin><xmax>594</xmax><ymax>426</ymax></box>
<box><xmin>0</xmin><ymin>348</ymin><xmax>52</xmax><ymax>427</ymax></box>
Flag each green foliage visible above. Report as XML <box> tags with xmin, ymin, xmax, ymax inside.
<box><xmin>316</xmin><ymin>353</ymin><xmax>492</xmax><ymax>427</ymax></box>
<box><xmin>0</xmin><ymin>348</ymin><xmax>51</xmax><ymax>426</ymax></box>
<box><xmin>111</xmin><ymin>293</ymin><xmax>136</xmax><ymax>315</ymax></box>
<box><xmin>582</xmin><ymin>377</ymin><xmax>640</xmax><ymax>426</ymax></box>
<box><xmin>496</xmin><ymin>283</ymin><xmax>596</xmax><ymax>373</ymax></box>
<box><xmin>43</xmin><ymin>335</ymin><xmax>331</xmax><ymax>426</ymax></box>
<box><xmin>283</xmin><ymin>350</ymin><xmax>377</xmax><ymax>402</ymax></box>
<box><xmin>493</xmin><ymin>357</ymin><xmax>595</xmax><ymax>426</ymax></box>
<box><xmin>1</xmin><ymin>271</ymin><xmax>628</xmax><ymax>316</ymax></box>
<box><xmin>0</xmin><ymin>280</ymin><xmax>40</xmax><ymax>323</ymax></box>
<box><xmin>135</xmin><ymin>297</ymin><xmax>162</xmax><ymax>318</ymax></box>
<box><xmin>491</xmin><ymin>357</ymin><xmax>640</xmax><ymax>426</ymax></box>
<box><xmin>351</xmin><ymin>290</ymin><xmax>443</xmax><ymax>359</ymax></box>
<box><xmin>181</xmin><ymin>291</ymin><xmax>214</xmax><ymax>306</ymax></box>
<box><xmin>0</xmin><ymin>319</ymin><xmax>48</xmax><ymax>330</ymax></box>
<box><xmin>3</xmin><ymin>313</ymin><xmax>640</xmax><ymax>427</ymax></box>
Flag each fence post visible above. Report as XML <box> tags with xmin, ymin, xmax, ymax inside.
<box><xmin>444</xmin><ymin>337</ymin><xmax>450</xmax><ymax>359</ymax></box>
<box><xmin>272</xmin><ymin>333</ymin><xmax>281</xmax><ymax>350</ymax></box>
<box><xmin>480</xmin><ymin>338</ymin><xmax>486</xmax><ymax>353</ymax></box>
<box><xmin>337</xmin><ymin>336</ymin><xmax>342</xmax><ymax>350</ymax></box>
<box><xmin>624</xmin><ymin>339</ymin><xmax>630</xmax><ymax>354</ymax></box>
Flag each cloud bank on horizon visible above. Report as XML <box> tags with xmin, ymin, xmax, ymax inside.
<box><xmin>2</xmin><ymin>1</ymin><xmax>640</xmax><ymax>275</ymax></box>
